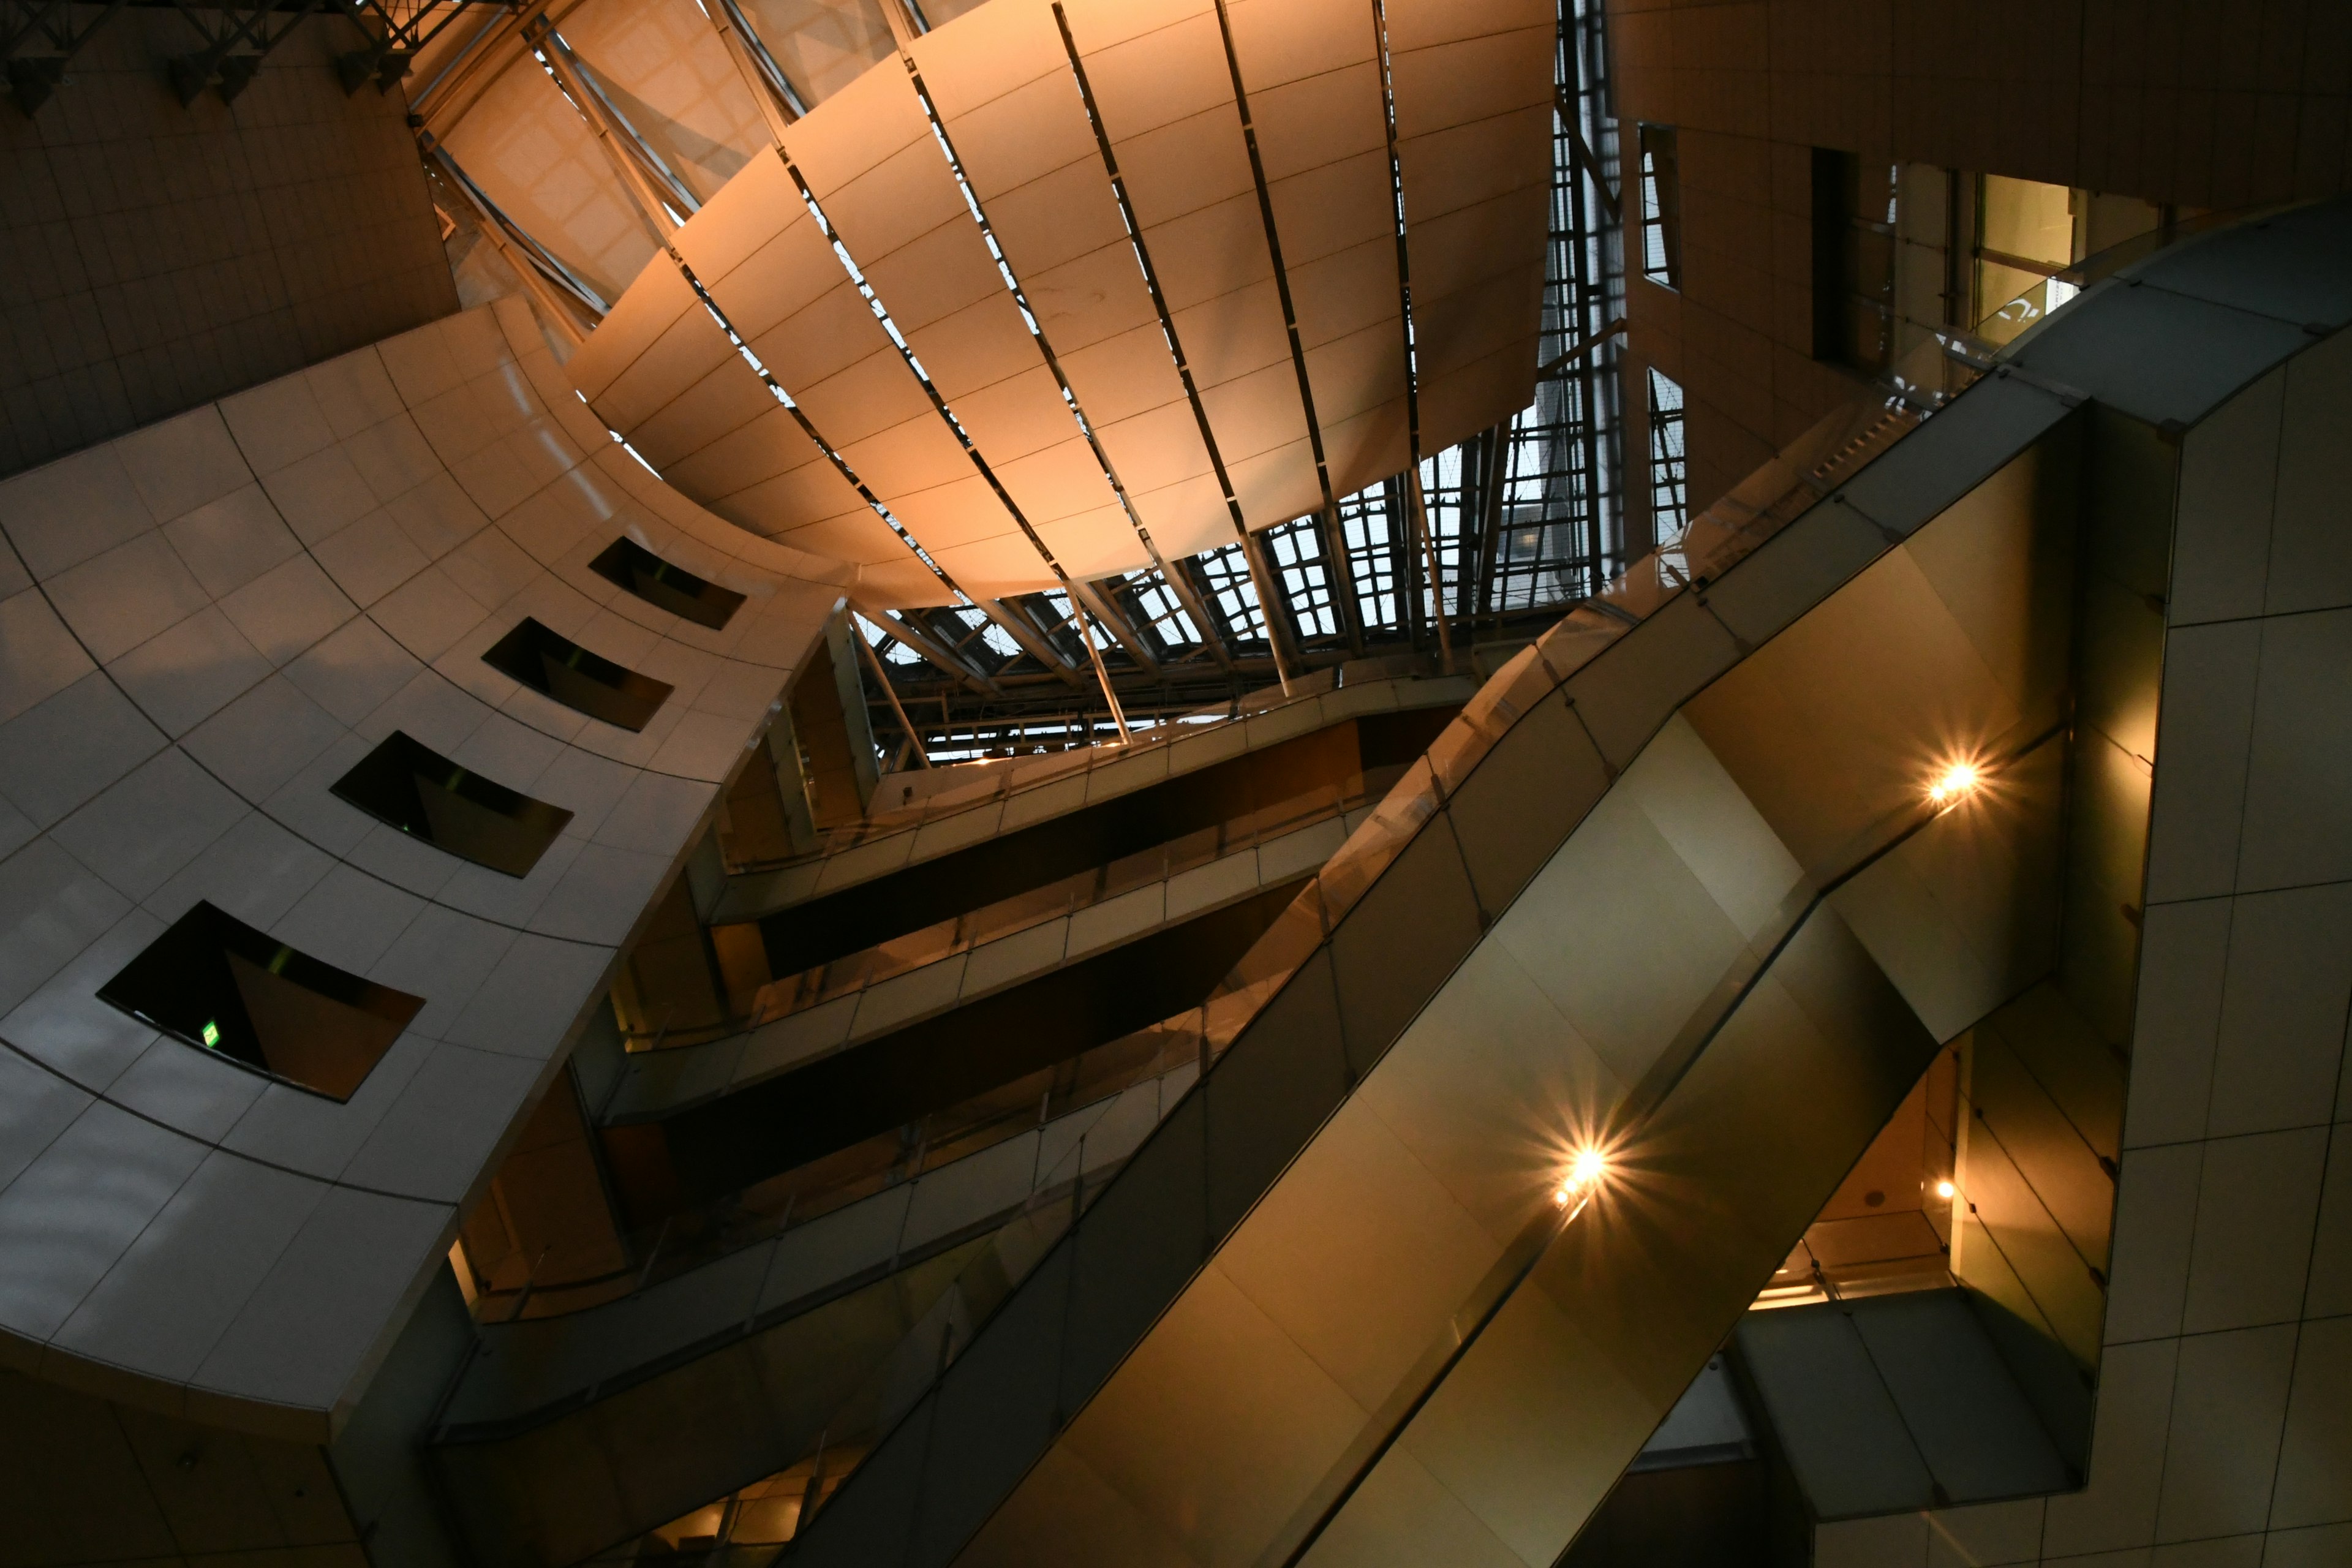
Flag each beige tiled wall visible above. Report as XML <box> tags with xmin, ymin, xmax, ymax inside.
<box><xmin>0</xmin><ymin>6</ymin><xmax>458</xmax><ymax>480</ymax></box>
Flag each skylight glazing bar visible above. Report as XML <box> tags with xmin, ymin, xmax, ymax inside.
<box><xmin>1053</xmin><ymin>0</ymin><xmax>1297</xmax><ymax>692</ymax></box>
<box><xmin>851</xmin><ymin>616</ymin><xmax>933</xmax><ymax>768</ymax></box>
<box><xmin>1120</xmin><ymin>569</ymin><xmax>1204</xmax><ymax>652</ymax></box>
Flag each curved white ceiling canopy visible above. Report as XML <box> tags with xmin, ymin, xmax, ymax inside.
<box><xmin>568</xmin><ymin>0</ymin><xmax>1553</xmax><ymax>605</ymax></box>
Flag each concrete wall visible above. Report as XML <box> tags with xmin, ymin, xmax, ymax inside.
<box><xmin>0</xmin><ymin>6</ymin><xmax>458</xmax><ymax>480</ymax></box>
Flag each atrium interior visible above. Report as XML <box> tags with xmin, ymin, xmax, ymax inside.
<box><xmin>0</xmin><ymin>2</ymin><xmax>2349</xmax><ymax>1566</ymax></box>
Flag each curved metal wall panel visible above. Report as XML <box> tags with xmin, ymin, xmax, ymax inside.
<box><xmin>0</xmin><ymin>298</ymin><xmax>849</xmax><ymax>1443</ymax></box>
<box><xmin>574</xmin><ymin>0</ymin><xmax>1551</xmax><ymax>601</ymax></box>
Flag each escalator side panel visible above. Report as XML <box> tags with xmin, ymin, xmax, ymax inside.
<box><xmin>1322</xmin><ymin>909</ymin><xmax>1940</xmax><ymax>1566</ymax></box>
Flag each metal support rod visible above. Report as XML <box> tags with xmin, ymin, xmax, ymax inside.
<box><xmin>1536</xmin><ymin>315</ymin><xmax>1626</xmax><ymax>380</ymax></box>
<box><xmin>853</xmin><ymin>619</ymin><xmax>933</xmax><ymax>768</ymax></box>
<box><xmin>1068</xmin><ymin>597</ymin><xmax>1132</xmax><ymax>743</ymax></box>
<box><xmin>1238</xmin><ymin>529</ymin><xmax>1303</xmax><ymax>693</ymax></box>
<box><xmin>851</xmin><ymin>602</ymin><xmax>1001</xmax><ymax>696</ymax></box>
<box><xmin>528</xmin><ymin>20</ymin><xmax>680</xmax><ymax>250</ymax></box>
<box><xmin>1555</xmin><ymin>81</ymin><xmax>1619</xmax><ymax>221</ymax></box>
<box><xmin>1472</xmin><ymin>423</ymin><xmax>1509</xmax><ymax>623</ymax></box>
<box><xmin>700</xmin><ymin>0</ymin><xmax>797</xmax><ymax>145</ymax></box>
<box><xmin>878</xmin><ymin>0</ymin><xmax>924</xmax><ymax>47</ymax></box>
<box><xmin>979</xmin><ymin>598</ymin><xmax>1087</xmax><ymax>690</ymax></box>
<box><xmin>408</xmin><ymin>0</ymin><xmax>531</xmax><ymax>123</ymax></box>
<box><xmin>1069</xmin><ymin>578</ymin><xmax>1160</xmax><ymax>679</ymax></box>
<box><xmin>1404</xmin><ymin>463</ymin><xmax>1453</xmax><ymax>675</ymax></box>
<box><xmin>424</xmin><ymin>140</ymin><xmax>605</xmax><ymax>337</ymax></box>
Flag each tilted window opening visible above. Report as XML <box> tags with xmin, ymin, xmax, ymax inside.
<box><xmin>1638</xmin><ymin>122</ymin><xmax>1682</xmax><ymax>290</ymax></box>
<box><xmin>333</xmin><ymin>731</ymin><xmax>576</xmax><ymax>877</ymax></box>
<box><xmin>1648</xmin><ymin>367</ymin><xmax>1687</xmax><ymax>539</ymax></box>
<box><xmin>588</xmin><ymin>536</ymin><xmax>746</xmax><ymax>630</ymax></box>
<box><xmin>98</xmin><ymin>901</ymin><xmax>424</xmax><ymax>1101</ymax></box>
<box><xmin>483</xmin><ymin>616</ymin><xmax>675</xmax><ymax>731</ymax></box>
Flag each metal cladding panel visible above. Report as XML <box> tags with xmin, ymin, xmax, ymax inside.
<box><xmin>782</xmin><ymin>36</ymin><xmax>1104</xmax><ymax>575</ymax></box>
<box><xmin>654</xmin><ymin>153</ymin><xmax>895</xmax><ymax>551</ymax></box>
<box><xmin>567</xmin><ymin>255</ymin><xmax>706</xmax><ymax>417</ymax></box>
<box><xmin>933</xmin><ymin>530</ymin><xmax>1054</xmax><ymax>600</ymax></box>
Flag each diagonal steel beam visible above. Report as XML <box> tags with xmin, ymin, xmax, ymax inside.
<box><xmin>848</xmin><ymin>600</ymin><xmax>1001</xmax><ymax>698</ymax></box>
<box><xmin>1068</xmin><ymin>579</ymin><xmax>1161</xmax><ymax>680</ymax></box>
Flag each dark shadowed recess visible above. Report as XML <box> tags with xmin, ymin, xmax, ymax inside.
<box><xmin>97</xmin><ymin>900</ymin><xmax>425</xmax><ymax>1101</ymax></box>
<box><xmin>624</xmin><ymin>878</ymin><xmax>1313</xmax><ymax>1213</ymax></box>
<box><xmin>483</xmin><ymin>616</ymin><xmax>674</xmax><ymax>731</ymax></box>
<box><xmin>332</xmin><ymin>730</ymin><xmax>576</xmax><ymax>877</ymax></box>
<box><xmin>757</xmin><ymin>704</ymin><xmax>1459</xmax><ymax>976</ymax></box>
<box><xmin>590</xmin><ymin>536</ymin><xmax>746</xmax><ymax>631</ymax></box>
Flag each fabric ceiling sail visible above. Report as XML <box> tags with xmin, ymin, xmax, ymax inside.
<box><xmin>911</xmin><ymin>0</ymin><xmax>1234</xmax><ymax>567</ymax></box>
<box><xmin>786</xmin><ymin>21</ymin><xmax>1136</xmax><ymax>591</ymax></box>
<box><xmin>1388</xmin><ymin>0</ymin><xmax>1553</xmax><ymax>457</ymax></box>
<box><xmin>565</xmin><ymin>0</ymin><xmax>1551</xmax><ymax>608</ymax></box>
<box><xmin>1224</xmin><ymin>0</ymin><xmax>1412</xmax><ymax>502</ymax></box>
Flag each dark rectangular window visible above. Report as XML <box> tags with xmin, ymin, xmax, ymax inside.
<box><xmin>483</xmin><ymin>617</ymin><xmax>674</xmax><ymax>731</ymax></box>
<box><xmin>99</xmin><ymin>901</ymin><xmax>424</xmax><ymax>1101</ymax></box>
<box><xmin>333</xmin><ymin>731</ymin><xmax>575</xmax><ymax>877</ymax></box>
<box><xmin>589</xmin><ymin>537</ymin><xmax>745</xmax><ymax>631</ymax></box>
<box><xmin>1812</xmin><ymin>148</ymin><xmax>1898</xmax><ymax>371</ymax></box>
<box><xmin>1638</xmin><ymin>123</ymin><xmax>1681</xmax><ymax>290</ymax></box>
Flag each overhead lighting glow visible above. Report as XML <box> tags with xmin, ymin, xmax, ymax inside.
<box><xmin>1928</xmin><ymin>760</ymin><xmax>1984</xmax><ymax>807</ymax></box>
<box><xmin>1553</xmin><ymin>1147</ymin><xmax>1610</xmax><ymax>1205</ymax></box>
<box><xmin>1934</xmin><ymin>1178</ymin><xmax>1956</xmax><ymax>1200</ymax></box>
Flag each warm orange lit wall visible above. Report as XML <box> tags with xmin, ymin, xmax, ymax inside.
<box><xmin>1607</xmin><ymin>0</ymin><xmax>2352</xmax><ymax>519</ymax></box>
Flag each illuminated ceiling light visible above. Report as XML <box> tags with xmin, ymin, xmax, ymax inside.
<box><xmin>1553</xmin><ymin>1147</ymin><xmax>1610</xmax><ymax>1205</ymax></box>
<box><xmin>1928</xmin><ymin>760</ymin><xmax>1984</xmax><ymax>807</ymax></box>
<box><xmin>1934</xmin><ymin>1178</ymin><xmax>1957</xmax><ymax>1200</ymax></box>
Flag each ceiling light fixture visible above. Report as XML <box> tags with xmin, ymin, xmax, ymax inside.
<box><xmin>1928</xmin><ymin>760</ymin><xmax>1985</xmax><ymax>807</ymax></box>
<box><xmin>1934</xmin><ymin>1178</ymin><xmax>1956</xmax><ymax>1200</ymax></box>
<box><xmin>1553</xmin><ymin>1147</ymin><xmax>1610</xmax><ymax>1206</ymax></box>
